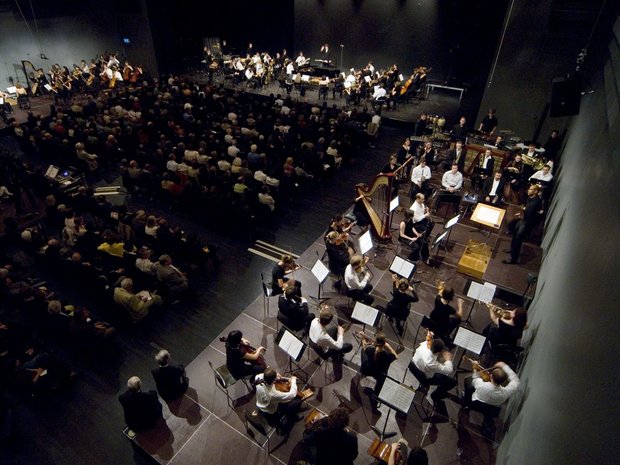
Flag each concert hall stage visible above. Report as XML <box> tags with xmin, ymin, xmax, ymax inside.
<box><xmin>126</xmin><ymin>194</ymin><xmax>539</xmax><ymax>465</ymax></box>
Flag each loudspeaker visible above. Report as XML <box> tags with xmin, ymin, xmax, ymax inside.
<box><xmin>550</xmin><ymin>77</ymin><xmax>581</xmax><ymax>117</ymax></box>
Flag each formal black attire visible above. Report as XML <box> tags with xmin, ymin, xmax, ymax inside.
<box><xmin>361</xmin><ymin>346</ymin><xmax>396</xmax><ymax>395</ymax></box>
<box><xmin>451</xmin><ymin>123</ymin><xmax>469</xmax><ymax>141</ymax></box>
<box><xmin>507</xmin><ymin>194</ymin><xmax>542</xmax><ymax>263</ymax></box>
<box><xmin>277</xmin><ymin>294</ymin><xmax>315</xmax><ymax>332</ymax></box>
<box><xmin>399</xmin><ymin>217</ymin><xmax>429</xmax><ymax>262</ymax></box>
<box><xmin>118</xmin><ymin>389</ymin><xmax>163</xmax><ymax>432</ymax></box>
<box><xmin>473</xmin><ymin>156</ymin><xmax>495</xmax><ymax>190</ymax></box>
<box><xmin>271</xmin><ymin>263</ymin><xmax>301</xmax><ymax>297</ymax></box>
<box><xmin>151</xmin><ymin>364</ymin><xmax>189</xmax><ymax>402</ymax></box>
<box><xmin>480</xmin><ymin>115</ymin><xmax>498</xmax><ymax>133</ymax></box>
<box><xmin>226</xmin><ymin>344</ymin><xmax>264</xmax><ymax>380</ymax></box>
<box><xmin>482</xmin><ymin>176</ymin><xmax>505</xmax><ymax>204</ymax></box>
<box><xmin>385</xmin><ymin>287</ymin><xmax>419</xmax><ymax>330</ymax></box>
<box><xmin>447</xmin><ymin>147</ymin><xmax>466</xmax><ymax>173</ymax></box>
<box><xmin>315</xmin><ymin>427</ymin><xmax>358</xmax><ymax>465</ymax></box>
<box><xmin>429</xmin><ymin>295</ymin><xmax>461</xmax><ymax>342</ymax></box>
<box><xmin>325</xmin><ymin>241</ymin><xmax>350</xmax><ymax>277</ymax></box>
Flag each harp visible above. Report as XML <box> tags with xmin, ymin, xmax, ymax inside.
<box><xmin>355</xmin><ymin>173</ymin><xmax>393</xmax><ymax>240</ymax></box>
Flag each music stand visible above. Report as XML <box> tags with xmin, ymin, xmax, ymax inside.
<box><xmin>371</xmin><ymin>376</ymin><xmax>416</xmax><ymax>441</ymax></box>
<box><xmin>453</xmin><ymin>326</ymin><xmax>487</xmax><ymax>373</ymax></box>
<box><xmin>470</xmin><ymin>203</ymin><xmax>506</xmax><ymax>244</ymax></box>
<box><xmin>309</xmin><ymin>258</ymin><xmax>331</xmax><ymax>305</ymax></box>
<box><xmin>275</xmin><ymin>326</ymin><xmax>309</xmax><ymax>382</ymax></box>
<box><xmin>464</xmin><ymin>280</ymin><xmax>497</xmax><ymax>328</ymax></box>
<box><xmin>389</xmin><ymin>255</ymin><xmax>416</xmax><ymax>280</ymax></box>
<box><xmin>389</xmin><ymin>195</ymin><xmax>399</xmax><ymax>231</ymax></box>
<box><xmin>359</xmin><ymin>230</ymin><xmax>374</xmax><ymax>256</ymax></box>
<box><xmin>441</xmin><ymin>213</ymin><xmax>460</xmax><ymax>252</ymax></box>
<box><xmin>430</xmin><ymin>230</ymin><xmax>449</xmax><ymax>265</ymax></box>
<box><xmin>351</xmin><ymin>301</ymin><xmax>380</xmax><ymax>356</ymax></box>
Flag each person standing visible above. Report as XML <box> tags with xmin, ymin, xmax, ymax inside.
<box><xmin>478</xmin><ymin>108</ymin><xmax>498</xmax><ymax>135</ymax></box>
<box><xmin>503</xmin><ymin>184</ymin><xmax>543</xmax><ymax>264</ymax></box>
<box><xmin>151</xmin><ymin>350</ymin><xmax>189</xmax><ymax>402</ymax></box>
<box><xmin>118</xmin><ymin>376</ymin><xmax>163</xmax><ymax>433</ymax></box>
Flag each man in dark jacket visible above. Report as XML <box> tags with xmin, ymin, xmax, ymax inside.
<box><xmin>118</xmin><ymin>376</ymin><xmax>163</xmax><ymax>432</ymax></box>
<box><xmin>151</xmin><ymin>350</ymin><xmax>189</xmax><ymax>402</ymax></box>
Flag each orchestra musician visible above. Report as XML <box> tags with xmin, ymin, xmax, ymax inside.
<box><xmin>309</xmin><ymin>305</ymin><xmax>353</xmax><ymax>360</ymax></box>
<box><xmin>482</xmin><ymin>171</ymin><xmax>506</xmax><ymax>205</ymax></box>
<box><xmin>429</xmin><ymin>281</ymin><xmax>464</xmax><ymax>344</ymax></box>
<box><xmin>434</xmin><ymin>163</ymin><xmax>463</xmax><ymax>214</ymax></box>
<box><xmin>344</xmin><ymin>255</ymin><xmax>374</xmax><ymax>305</ymax></box>
<box><xmin>409</xmin><ymin>158</ymin><xmax>431</xmax><ymax>198</ymax></box>
<box><xmin>446</xmin><ymin>140</ymin><xmax>466</xmax><ymax>173</ymax></box>
<box><xmin>385</xmin><ymin>274</ymin><xmax>419</xmax><ymax>336</ymax></box>
<box><xmin>325</xmin><ymin>231</ymin><xmax>354</xmax><ymax>287</ymax></box>
<box><xmin>399</xmin><ymin>211</ymin><xmax>430</xmax><ymax>264</ymax></box>
<box><xmin>359</xmin><ymin>331</ymin><xmax>398</xmax><ymax>399</ymax></box>
<box><xmin>410</xmin><ymin>193</ymin><xmax>433</xmax><ymax>238</ymax></box>
<box><xmin>271</xmin><ymin>254</ymin><xmax>302</xmax><ymax>296</ymax></box>
<box><xmin>277</xmin><ymin>286</ymin><xmax>316</xmax><ymax>334</ymax></box>
<box><xmin>255</xmin><ymin>367</ymin><xmax>303</xmax><ymax>428</ymax></box>
<box><xmin>483</xmin><ymin>304</ymin><xmax>528</xmax><ymax>353</ymax></box>
<box><xmin>388</xmin><ymin>442</ymin><xmax>429</xmax><ymax>465</ymax></box>
<box><xmin>223</xmin><ymin>330</ymin><xmax>266</xmax><ymax>381</ymax></box>
<box><xmin>472</xmin><ymin>148</ymin><xmax>495</xmax><ymax>191</ymax></box>
<box><xmin>381</xmin><ymin>154</ymin><xmax>402</xmax><ymax>197</ymax></box>
<box><xmin>461</xmin><ymin>359</ymin><xmax>521</xmax><ymax>416</ymax></box>
<box><xmin>409</xmin><ymin>331</ymin><xmax>457</xmax><ymax>408</ymax></box>
<box><xmin>478</xmin><ymin>108</ymin><xmax>498</xmax><ymax>135</ymax></box>
<box><xmin>503</xmin><ymin>153</ymin><xmax>526</xmax><ymax>204</ymax></box>
<box><xmin>450</xmin><ymin>116</ymin><xmax>469</xmax><ymax>141</ymax></box>
<box><xmin>313</xmin><ymin>407</ymin><xmax>358</xmax><ymax>465</ymax></box>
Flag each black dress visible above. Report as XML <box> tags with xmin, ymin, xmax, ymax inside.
<box><xmin>386</xmin><ymin>288</ymin><xmax>418</xmax><ymax>321</ymax></box>
<box><xmin>429</xmin><ymin>295</ymin><xmax>460</xmax><ymax>340</ymax></box>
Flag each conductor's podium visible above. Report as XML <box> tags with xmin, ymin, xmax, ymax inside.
<box><xmin>457</xmin><ymin>240</ymin><xmax>492</xmax><ymax>280</ymax></box>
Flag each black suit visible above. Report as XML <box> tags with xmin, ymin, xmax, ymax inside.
<box><xmin>482</xmin><ymin>177</ymin><xmax>505</xmax><ymax>204</ymax></box>
<box><xmin>473</xmin><ymin>156</ymin><xmax>495</xmax><ymax>189</ymax></box>
<box><xmin>447</xmin><ymin>147</ymin><xmax>466</xmax><ymax>172</ymax></box>
<box><xmin>118</xmin><ymin>389</ymin><xmax>163</xmax><ymax>432</ymax></box>
<box><xmin>277</xmin><ymin>295</ymin><xmax>315</xmax><ymax>332</ymax></box>
<box><xmin>151</xmin><ymin>364</ymin><xmax>189</xmax><ymax>402</ymax></box>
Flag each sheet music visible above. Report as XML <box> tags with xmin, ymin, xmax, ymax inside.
<box><xmin>433</xmin><ymin>230</ymin><xmax>448</xmax><ymax>247</ymax></box>
<box><xmin>389</xmin><ymin>255</ymin><xmax>415</xmax><ymax>278</ymax></box>
<box><xmin>453</xmin><ymin>327</ymin><xmax>486</xmax><ymax>355</ymax></box>
<box><xmin>359</xmin><ymin>230</ymin><xmax>373</xmax><ymax>255</ymax></box>
<box><xmin>390</xmin><ymin>196</ymin><xmax>399</xmax><ymax>212</ymax></box>
<box><xmin>311</xmin><ymin>259</ymin><xmax>330</xmax><ymax>283</ymax></box>
<box><xmin>466</xmin><ymin>281</ymin><xmax>496</xmax><ymax>304</ymax></box>
<box><xmin>351</xmin><ymin>302</ymin><xmax>379</xmax><ymax>326</ymax></box>
<box><xmin>377</xmin><ymin>377</ymin><xmax>415</xmax><ymax>414</ymax></box>
<box><xmin>278</xmin><ymin>330</ymin><xmax>305</xmax><ymax>360</ymax></box>
<box><xmin>445</xmin><ymin>214</ymin><xmax>460</xmax><ymax>229</ymax></box>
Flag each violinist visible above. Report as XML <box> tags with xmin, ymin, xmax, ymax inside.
<box><xmin>483</xmin><ymin>304</ymin><xmax>527</xmax><ymax>349</ymax></box>
<box><xmin>223</xmin><ymin>330</ymin><xmax>266</xmax><ymax>381</ymax></box>
<box><xmin>344</xmin><ymin>255</ymin><xmax>374</xmax><ymax>305</ymax></box>
<box><xmin>385</xmin><ymin>274</ymin><xmax>419</xmax><ymax>336</ymax></box>
<box><xmin>325</xmin><ymin>231</ymin><xmax>354</xmax><ymax>285</ymax></box>
<box><xmin>409</xmin><ymin>331</ymin><xmax>456</xmax><ymax>407</ymax></box>
<box><xmin>388</xmin><ymin>442</ymin><xmax>428</xmax><ymax>465</ymax></box>
<box><xmin>255</xmin><ymin>367</ymin><xmax>303</xmax><ymax>427</ymax></box>
<box><xmin>461</xmin><ymin>360</ymin><xmax>520</xmax><ymax>411</ymax></box>
<box><xmin>429</xmin><ymin>281</ymin><xmax>464</xmax><ymax>343</ymax></box>
<box><xmin>360</xmin><ymin>331</ymin><xmax>398</xmax><ymax>397</ymax></box>
<box><xmin>271</xmin><ymin>254</ymin><xmax>301</xmax><ymax>297</ymax></box>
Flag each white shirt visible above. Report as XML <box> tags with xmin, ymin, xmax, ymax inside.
<box><xmin>410</xmin><ymin>200</ymin><xmax>427</xmax><ymax>223</ymax></box>
<box><xmin>255</xmin><ymin>373</ymin><xmax>297</xmax><ymax>414</ymax></box>
<box><xmin>295</xmin><ymin>54</ymin><xmax>307</xmax><ymax>66</ymax></box>
<box><xmin>166</xmin><ymin>159</ymin><xmax>178</xmax><ymax>172</ymax></box>
<box><xmin>372</xmin><ymin>87</ymin><xmax>387</xmax><ymax>100</ymax></box>
<box><xmin>472</xmin><ymin>364</ymin><xmax>520</xmax><ymax>406</ymax></box>
<box><xmin>412</xmin><ymin>342</ymin><xmax>454</xmax><ymax>377</ymax></box>
<box><xmin>529</xmin><ymin>170</ymin><xmax>553</xmax><ymax>182</ymax></box>
<box><xmin>482</xmin><ymin>156</ymin><xmax>493</xmax><ymax>169</ymax></box>
<box><xmin>309</xmin><ymin>319</ymin><xmax>343</xmax><ymax>353</ymax></box>
<box><xmin>489</xmin><ymin>179</ymin><xmax>501</xmax><ymax>196</ymax></box>
<box><xmin>442</xmin><ymin>170</ymin><xmax>463</xmax><ymax>190</ymax></box>
<box><xmin>344</xmin><ymin>264</ymin><xmax>369</xmax><ymax>290</ymax></box>
<box><xmin>285</xmin><ymin>62</ymin><xmax>295</xmax><ymax>75</ymax></box>
<box><xmin>411</xmin><ymin>165</ymin><xmax>431</xmax><ymax>185</ymax></box>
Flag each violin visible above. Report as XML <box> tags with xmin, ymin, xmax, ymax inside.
<box><xmin>368</xmin><ymin>438</ymin><xmax>404</xmax><ymax>464</ymax></box>
<box><xmin>220</xmin><ymin>336</ymin><xmax>267</xmax><ymax>369</ymax></box>
<box><xmin>463</xmin><ymin>356</ymin><xmax>492</xmax><ymax>382</ymax></box>
<box><xmin>486</xmin><ymin>302</ymin><xmax>513</xmax><ymax>320</ymax></box>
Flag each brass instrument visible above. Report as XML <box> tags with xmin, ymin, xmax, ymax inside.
<box><xmin>486</xmin><ymin>302</ymin><xmax>513</xmax><ymax>320</ymax></box>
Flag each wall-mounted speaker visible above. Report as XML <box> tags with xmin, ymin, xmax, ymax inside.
<box><xmin>550</xmin><ymin>77</ymin><xmax>581</xmax><ymax>117</ymax></box>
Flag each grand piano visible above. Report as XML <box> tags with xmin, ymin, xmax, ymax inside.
<box><xmin>298</xmin><ymin>59</ymin><xmax>341</xmax><ymax>78</ymax></box>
